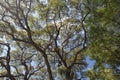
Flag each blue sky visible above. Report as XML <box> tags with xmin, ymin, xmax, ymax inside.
<box><xmin>86</xmin><ymin>56</ymin><xmax>96</xmax><ymax>70</ymax></box>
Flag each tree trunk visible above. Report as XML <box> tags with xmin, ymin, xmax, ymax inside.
<box><xmin>65</xmin><ymin>69</ymin><xmax>74</xmax><ymax>80</ymax></box>
<box><xmin>43</xmin><ymin>53</ymin><xmax>54</xmax><ymax>80</ymax></box>
<box><xmin>31</xmin><ymin>41</ymin><xmax>54</xmax><ymax>80</ymax></box>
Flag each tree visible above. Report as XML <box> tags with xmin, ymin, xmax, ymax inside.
<box><xmin>0</xmin><ymin>0</ymin><xmax>89</xmax><ymax>80</ymax></box>
<box><xmin>0</xmin><ymin>0</ymin><xmax>119</xmax><ymax>80</ymax></box>
<box><xmin>86</xmin><ymin>0</ymin><xmax>120</xmax><ymax>79</ymax></box>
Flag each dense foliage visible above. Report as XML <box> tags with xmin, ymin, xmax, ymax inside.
<box><xmin>0</xmin><ymin>0</ymin><xmax>119</xmax><ymax>80</ymax></box>
<box><xmin>86</xmin><ymin>0</ymin><xmax>120</xmax><ymax>79</ymax></box>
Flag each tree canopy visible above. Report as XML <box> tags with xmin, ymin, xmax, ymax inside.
<box><xmin>0</xmin><ymin>0</ymin><xmax>119</xmax><ymax>80</ymax></box>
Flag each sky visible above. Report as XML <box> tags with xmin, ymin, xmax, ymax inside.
<box><xmin>86</xmin><ymin>56</ymin><xmax>96</xmax><ymax>70</ymax></box>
